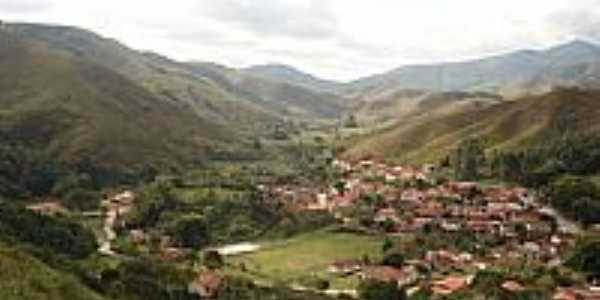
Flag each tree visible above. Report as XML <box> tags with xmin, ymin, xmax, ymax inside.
<box><xmin>170</xmin><ymin>215</ymin><xmax>210</xmax><ymax>249</ymax></box>
<box><xmin>358</xmin><ymin>280</ymin><xmax>406</xmax><ymax>300</ymax></box>
<box><xmin>382</xmin><ymin>252</ymin><xmax>405</xmax><ymax>268</ymax></box>
<box><xmin>548</xmin><ymin>176</ymin><xmax>600</xmax><ymax>226</ymax></box>
<box><xmin>63</xmin><ymin>188</ymin><xmax>101</xmax><ymax>211</ymax></box>
<box><xmin>334</xmin><ymin>180</ymin><xmax>346</xmax><ymax>196</ymax></box>
<box><xmin>362</xmin><ymin>193</ymin><xmax>385</xmax><ymax>209</ymax></box>
<box><xmin>382</xmin><ymin>238</ymin><xmax>394</xmax><ymax>253</ymax></box>
<box><xmin>203</xmin><ymin>250</ymin><xmax>224</xmax><ymax>270</ymax></box>
<box><xmin>381</xmin><ymin>219</ymin><xmax>396</xmax><ymax>233</ymax></box>
<box><xmin>344</xmin><ymin>114</ymin><xmax>359</xmax><ymax>128</ymax></box>
<box><xmin>126</xmin><ymin>181</ymin><xmax>180</xmax><ymax>228</ymax></box>
<box><xmin>514</xmin><ymin>223</ymin><xmax>530</xmax><ymax>243</ymax></box>
<box><xmin>567</xmin><ymin>239</ymin><xmax>600</xmax><ymax>280</ymax></box>
<box><xmin>0</xmin><ymin>203</ymin><xmax>97</xmax><ymax>259</ymax></box>
<box><xmin>453</xmin><ymin>138</ymin><xmax>486</xmax><ymax>180</ymax></box>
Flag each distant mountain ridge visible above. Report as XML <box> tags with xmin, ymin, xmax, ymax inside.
<box><xmin>345</xmin><ymin>39</ymin><xmax>600</xmax><ymax>97</ymax></box>
<box><xmin>241</xmin><ymin>64</ymin><xmax>341</xmax><ymax>92</ymax></box>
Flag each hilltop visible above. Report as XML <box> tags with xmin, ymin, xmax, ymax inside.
<box><xmin>345</xmin><ymin>39</ymin><xmax>600</xmax><ymax>97</ymax></box>
<box><xmin>4</xmin><ymin>23</ymin><xmax>344</xmax><ymax>123</ymax></box>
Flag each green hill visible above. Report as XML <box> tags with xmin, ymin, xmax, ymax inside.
<box><xmin>0</xmin><ymin>246</ymin><xmax>107</xmax><ymax>300</ymax></box>
<box><xmin>344</xmin><ymin>88</ymin><xmax>600</xmax><ymax>163</ymax></box>
<box><xmin>5</xmin><ymin>23</ymin><xmax>343</xmax><ymax>124</ymax></box>
<box><xmin>0</xmin><ymin>29</ymin><xmax>231</xmax><ymax>174</ymax></box>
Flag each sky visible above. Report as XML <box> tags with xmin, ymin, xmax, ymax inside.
<box><xmin>1</xmin><ymin>0</ymin><xmax>600</xmax><ymax>81</ymax></box>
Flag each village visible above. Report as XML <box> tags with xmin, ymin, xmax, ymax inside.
<box><xmin>22</xmin><ymin>159</ymin><xmax>600</xmax><ymax>300</ymax></box>
<box><xmin>258</xmin><ymin>159</ymin><xmax>599</xmax><ymax>299</ymax></box>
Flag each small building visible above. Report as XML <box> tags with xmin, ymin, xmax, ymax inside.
<box><xmin>188</xmin><ymin>272</ymin><xmax>224</xmax><ymax>299</ymax></box>
<box><xmin>129</xmin><ymin>229</ymin><xmax>147</xmax><ymax>244</ymax></box>
<box><xmin>374</xmin><ymin>208</ymin><xmax>400</xmax><ymax>223</ymax></box>
<box><xmin>328</xmin><ymin>259</ymin><xmax>363</xmax><ymax>275</ymax></box>
<box><xmin>431</xmin><ymin>276</ymin><xmax>473</xmax><ymax>296</ymax></box>
<box><xmin>502</xmin><ymin>281</ymin><xmax>525</xmax><ymax>293</ymax></box>
<box><xmin>360</xmin><ymin>266</ymin><xmax>417</xmax><ymax>287</ymax></box>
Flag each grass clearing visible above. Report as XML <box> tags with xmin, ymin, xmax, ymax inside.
<box><xmin>226</xmin><ymin>229</ymin><xmax>386</xmax><ymax>287</ymax></box>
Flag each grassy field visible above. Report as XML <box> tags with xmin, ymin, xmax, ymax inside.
<box><xmin>226</xmin><ymin>229</ymin><xmax>388</xmax><ymax>289</ymax></box>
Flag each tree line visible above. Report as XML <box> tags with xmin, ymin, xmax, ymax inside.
<box><xmin>450</xmin><ymin>133</ymin><xmax>600</xmax><ymax>226</ymax></box>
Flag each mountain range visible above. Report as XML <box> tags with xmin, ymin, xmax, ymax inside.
<box><xmin>345</xmin><ymin>39</ymin><xmax>600</xmax><ymax>96</ymax></box>
<box><xmin>2</xmin><ymin>22</ymin><xmax>600</xmax><ymax>171</ymax></box>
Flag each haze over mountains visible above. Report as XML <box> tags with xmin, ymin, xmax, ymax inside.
<box><xmin>2</xmin><ymin>21</ymin><xmax>600</xmax><ymax>171</ymax></box>
<box><xmin>347</xmin><ymin>39</ymin><xmax>600</xmax><ymax>97</ymax></box>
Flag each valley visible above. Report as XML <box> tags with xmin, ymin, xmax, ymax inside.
<box><xmin>2</xmin><ymin>20</ymin><xmax>600</xmax><ymax>300</ymax></box>
<box><xmin>81</xmin><ymin>157</ymin><xmax>587</xmax><ymax>299</ymax></box>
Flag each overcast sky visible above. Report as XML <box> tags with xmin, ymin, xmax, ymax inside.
<box><xmin>1</xmin><ymin>0</ymin><xmax>599</xmax><ymax>81</ymax></box>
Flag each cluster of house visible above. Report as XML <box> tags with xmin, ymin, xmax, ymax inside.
<box><xmin>272</xmin><ymin>159</ymin><xmax>571</xmax><ymax>241</ymax></box>
<box><xmin>327</xmin><ymin>256</ymin><xmax>475</xmax><ymax>296</ymax></box>
<box><xmin>553</xmin><ymin>286</ymin><xmax>600</xmax><ymax>300</ymax></box>
<box><xmin>270</xmin><ymin>160</ymin><xmax>432</xmax><ymax>212</ymax></box>
<box><xmin>263</xmin><ymin>159</ymin><xmax>591</xmax><ymax>297</ymax></box>
<box><xmin>101</xmin><ymin>190</ymin><xmax>135</xmax><ymax>227</ymax></box>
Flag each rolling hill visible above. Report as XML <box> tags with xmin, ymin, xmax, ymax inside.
<box><xmin>4</xmin><ymin>23</ymin><xmax>282</xmax><ymax>129</ymax></box>
<box><xmin>4</xmin><ymin>23</ymin><xmax>345</xmax><ymax>123</ymax></box>
<box><xmin>351</xmin><ymin>89</ymin><xmax>504</xmax><ymax>125</ymax></box>
<box><xmin>0</xmin><ymin>28</ymin><xmax>232</xmax><ymax>173</ymax></box>
<box><xmin>185</xmin><ymin>62</ymin><xmax>346</xmax><ymax>119</ymax></box>
<box><xmin>343</xmin><ymin>88</ymin><xmax>600</xmax><ymax>163</ymax></box>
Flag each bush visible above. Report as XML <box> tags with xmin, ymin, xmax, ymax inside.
<box><xmin>358</xmin><ymin>280</ymin><xmax>406</xmax><ymax>300</ymax></box>
<box><xmin>567</xmin><ymin>239</ymin><xmax>600</xmax><ymax>279</ymax></box>
<box><xmin>382</xmin><ymin>252</ymin><xmax>405</xmax><ymax>268</ymax></box>
<box><xmin>203</xmin><ymin>250</ymin><xmax>224</xmax><ymax>270</ymax></box>
<box><xmin>63</xmin><ymin>188</ymin><xmax>101</xmax><ymax>211</ymax></box>
<box><xmin>0</xmin><ymin>203</ymin><xmax>97</xmax><ymax>259</ymax></box>
<box><xmin>169</xmin><ymin>215</ymin><xmax>210</xmax><ymax>249</ymax></box>
<box><xmin>548</xmin><ymin>176</ymin><xmax>600</xmax><ymax>226</ymax></box>
<box><xmin>101</xmin><ymin>258</ymin><xmax>195</xmax><ymax>300</ymax></box>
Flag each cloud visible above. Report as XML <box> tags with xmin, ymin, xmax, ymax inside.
<box><xmin>1</xmin><ymin>0</ymin><xmax>599</xmax><ymax>80</ymax></box>
<box><xmin>199</xmin><ymin>0</ymin><xmax>339</xmax><ymax>40</ymax></box>
<box><xmin>0</xmin><ymin>0</ymin><xmax>53</xmax><ymax>13</ymax></box>
<box><xmin>547</xmin><ymin>4</ymin><xmax>600</xmax><ymax>42</ymax></box>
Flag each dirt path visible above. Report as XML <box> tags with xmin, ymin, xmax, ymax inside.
<box><xmin>98</xmin><ymin>208</ymin><xmax>118</xmax><ymax>256</ymax></box>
